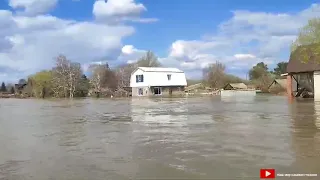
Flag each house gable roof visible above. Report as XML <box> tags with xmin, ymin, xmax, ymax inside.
<box><xmin>287</xmin><ymin>43</ymin><xmax>320</xmax><ymax>73</ymax></box>
<box><xmin>223</xmin><ymin>83</ymin><xmax>247</xmax><ymax>90</ymax></box>
<box><xmin>132</xmin><ymin>67</ymin><xmax>184</xmax><ymax>74</ymax></box>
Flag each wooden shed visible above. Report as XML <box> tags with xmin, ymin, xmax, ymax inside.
<box><xmin>223</xmin><ymin>83</ymin><xmax>248</xmax><ymax>90</ymax></box>
<box><xmin>268</xmin><ymin>79</ymin><xmax>287</xmax><ymax>89</ymax></box>
<box><xmin>285</xmin><ymin>43</ymin><xmax>320</xmax><ymax>99</ymax></box>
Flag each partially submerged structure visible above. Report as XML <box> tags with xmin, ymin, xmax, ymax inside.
<box><xmin>268</xmin><ymin>79</ymin><xmax>288</xmax><ymax>93</ymax></box>
<box><xmin>184</xmin><ymin>83</ymin><xmax>219</xmax><ymax>95</ymax></box>
<box><xmin>268</xmin><ymin>79</ymin><xmax>287</xmax><ymax>89</ymax></box>
<box><xmin>184</xmin><ymin>83</ymin><xmax>203</xmax><ymax>92</ymax></box>
<box><xmin>223</xmin><ymin>83</ymin><xmax>248</xmax><ymax>90</ymax></box>
<box><xmin>130</xmin><ymin>67</ymin><xmax>187</xmax><ymax>97</ymax></box>
<box><xmin>285</xmin><ymin>43</ymin><xmax>320</xmax><ymax>99</ymax></box>
<box><xmin>14</xmin><ymin>83</ymin><xmax>27</xmax><ymax>94</ymax></box>
<box><xmin>220</xmin><ymin>83</ymin><xmax>256</xmax><ymax>97</ymax></box>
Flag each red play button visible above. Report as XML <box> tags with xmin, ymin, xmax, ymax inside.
<box><xmin>260</xmin><ymin>169</ymin><xmax>275</xmax><ymax>178</ymax></box>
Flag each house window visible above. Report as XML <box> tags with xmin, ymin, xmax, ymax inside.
<box><xmin>136</xmin><ymin>75</ymin><xmax>144</xmax><ymax>83</ymax></box>
<box><xmin>167</xmin><ymin>74</ymin><xmax>171</xmax><ymax>80</ymax></box>
<box><xmin>138</xmin><ymin>88</ymin><xmax>143</xmax><ymax>95</ymax></box>
<box><xmin>154</xmin><ymin>87</ymin><xmax>161</xmax><ymax>95</ymax></box>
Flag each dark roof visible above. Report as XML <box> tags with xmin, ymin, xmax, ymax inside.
<box><xmin>287</xmin><ymin>43</ymin><xmax>320</xmax><ymax>73</ymax></box>
<box><xmin>223</xmin><ymin>83</ymin><xmax>247</xmax><ymax>90</ymax></box>
<box><xmin>268</xmin><ymin>79</ymin><xmax>287</xmax><ymax>89</ymax></box>
<box><xmin>14</xmin><ymin>83</ymin><xmax>27</xmax><ymax>90</ymax></box>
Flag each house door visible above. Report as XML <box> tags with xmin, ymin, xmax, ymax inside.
<box><xmin>138</xmin><ymin>88</ymin><xmax>143</xmax><ymax>96</ymax></box>
<box><xmin>154</xmin><ymin>87</ymin><xmax>161</xmax><ymax>95</ymax></box>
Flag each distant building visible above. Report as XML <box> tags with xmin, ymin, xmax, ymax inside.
<box><xmin>223</xmin><ymin>83</ymin><xmax>248</xmax><ymax>90</ymax></box>
<box><xmin>130</xmin><ymin>67</ymin><xmax>187</xmax><ymax>97</ymax></box>
<box><xmin>14</xmin><ymin>83</ymin><xmax>27</xmax><ymax>94</ymax></box>
<box><xmin>220</xmin><ymin>83</ymin><xmax>256</xmax><ymax>97</ymax></box>
<box><xmin>268</xmin><ymin>79</ymin><xmax>287</xmax><ymax>90</ymax></box>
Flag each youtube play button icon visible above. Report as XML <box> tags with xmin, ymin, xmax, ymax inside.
<box><xmin>266</xmin><ymin>171</ymin><xmax>271</xmax><ymax>176</ymax></box>
<box><xmin>260</xmin><ymin>169</ymin><xmax>276</xmax><ymax>179</ymax></box>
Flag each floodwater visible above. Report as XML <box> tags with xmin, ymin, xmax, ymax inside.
<box><xmin>0</xmin><ymin>95</ymin><xmax>319</xmax><ymax>179</ymax></box>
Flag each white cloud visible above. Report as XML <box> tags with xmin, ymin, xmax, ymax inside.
<box><xmin>180</xmin><ymin>61</ymin><xmax>197</xmax><ymax>69</ymax></box>
<box><xmin>234</xmin><ymin>54</ymin><xmax>256</xmax><ymax>60</ymax></box>
<box><xmin>161</xmin><ymin>3</ymin><xmax>320</xmax><ymax>78</ymax></box>
<box><xmin>119</xmin><ymin>45</ymin><xmax>146</xmax><ymax>64</ymax></box>
<box><xmin>93</xmin><ymin>0</ymin><xmax>157</xmax><ymax>23</ymax></box>
<box><xmin>122</xmin><ymin>45</ymin><xmax>136</xmax><ymax>54</ymax></box>
<box><xmin>2</xmin><ymin>1</ymin><xmax>320</xmax><ymax>82</ymax></box>
<box><xmin>9</xmin><ymin>0</ymin><xmax>58</xmax><ymax>15</ymax></box>
<box><xmin>169</xmin><ymin>40</ymin><xmax>227</xmax><ymax>61</ymax></box>
<box><xmin>13</xmin><ymin>15</ymin><xmax>74</xmax><ymax>30</ymax></box>
<box><xmin>0</xmin><ymin>0</ymin><xmax>159</xmax><ymax>83</ymax></box>
<box><xmin>0</xmin><ymin>12</ymin><xmax>135</xmax><ymax>82</ymax></box>
<box><xmin>82</xmin><ymin>44</ymin><xmax>147</xmax><ymax>70</ymax></box>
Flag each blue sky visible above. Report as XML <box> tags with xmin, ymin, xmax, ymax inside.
<box><xmin>0</xmin><ymin>0</ymin><xmax>320</xmax><ymax>83</ymax></box>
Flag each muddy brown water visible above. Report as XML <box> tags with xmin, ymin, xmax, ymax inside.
<box><xmin>0</xmin><ymin>96</ymin><xmax>319</xmax><ymax>179</ymax></box>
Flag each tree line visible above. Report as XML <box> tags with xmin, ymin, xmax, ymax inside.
<box><xmin>0</xmin><ymin>51</ymin><xmax>289</xmax><ymax>98</ymax></box>
<box><xmin>2</xmin><ymin>16</ymin><xmax>319</xmax><ymax>98</ymax></box>
<box><xmin>0</xmin><ymin>51</ymin><xmax>161</xmax><ymax>98</ymax></box>
<box><xmin>202</xmin><ymin>61</ymin><xmax>288</xmax><ymax>91</ymax></box>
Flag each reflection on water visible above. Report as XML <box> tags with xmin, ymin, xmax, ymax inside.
<box><xmin>0</xmin><ymin>96</ymin><xmax>319</xmax><ymax>179</ymax></box>
<box><xmin>289</xmin><ymin>99</ymin><xmax>320</xmax><ymax>174</ymax></box>
<box><xmin>314</xmin><ymin>102</ymin><xmax>320</xmax><ymax>129</ymax></box>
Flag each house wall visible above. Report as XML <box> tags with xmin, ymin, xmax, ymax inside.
<box><xmin>154</xmin><ymin>86</ymin><xmax>185</xmax><ymax>97</ymax></box>
<box><xmin>132</xmin><ymin>87</ymin><xmax>152</xmax><ymax>97</ymax></box>
<box><xmin>130</xmin><ymin>68</ymin><xmax>187</xmax><ymax>87</ymax></box>
<box><xmin>220</xmin><ymin>90</ymin><xmax>256</xmax><ymax>97</ymax></box>
<box><xmin>130</xmin><ymin>69</ymin><xmax>149</xmax><ymax>87</ymax></box>
<box><xmin>132</xmin><ymin>86</ymin><xmax>185</xmax><ymax>97</ymax></box>
<box><xmin>314</xmin><ymin>71</ymin><xmax>320</xmax><ymax>101</ymax></box>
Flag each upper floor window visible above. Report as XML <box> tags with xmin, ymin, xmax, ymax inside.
<box><xmin>136</xmin><ymin>75</ymin><xmax>144</xmax><ymax>83</ymax></box>
<box><xmin>167</xmin><ymin>74</ymin><xmax>171</xmax><ymax>80</ymax></box>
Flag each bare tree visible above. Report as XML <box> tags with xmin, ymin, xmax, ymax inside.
<box><xmin>203</xmin><ymin>61</ymin><xmax>226</xmax><ymax>88</ymax></box>
<box><xmin>52</xmin><ymin>55</ymin><xmax>68</xmax><ymax>97</ymax></box>
<box><xmin>88</xmin><ymin>63</ymin><xmax>117</xmax><ymax>96</ymax></box>
<box><xmin>89</xmin><ymin>64</ymin><xmax>105</xmax><ymax>94</ymax></box>
<box><xmin>114</xmin><ymin>51</ymin><xmax>161</xmax><ymax>89</ymax></box>
<box><xmin>115</xmin><ymin>63</ymin><xmax>136</xmax><ymax>88</ymax></box>
<box><xmin>52</xmin><ymin>55</ymin><xmax>82</xmax><ymax>98</ymax></box>
<box><xmin>69</xmin><ymin>62</ymin><xmax>82</xmax><ymax>98</ymax></box>
<box><xmin>137</xmin><ymin>51</ymin><xmax>161</xmax><ymax>67</ymax></box>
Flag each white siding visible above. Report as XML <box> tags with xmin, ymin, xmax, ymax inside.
<box><xmin>220</xmin><ymin>90</ymin><xmax>256</xmax><ymax>97</ymax></box>
<box><xmin>130</xmin><ymin>69</ymin><xmax>149</xmax><ymax>87</ymax></box>
<box><xmin>130</xmin><ymin>67</ymin><xmax>187</xmax><ymax>87</ymax></box>
<box><xmin>314</xmin><ymin>71</ymin><xmax>320</xmax><ymax>101</ymax></box>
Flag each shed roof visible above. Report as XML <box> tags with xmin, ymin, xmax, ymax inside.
<box><xmin>287</xmin><ymin>43</ymin><xmax>320</xmax><ymax>73</ymax></box>
<box><xmin>268</xmin><ymin>79</ymin><xmax>287</xmax><ymax>89</ymax></box>
<box><xmin>137</xmin><ymin>67</ymin><xmax>184</xmax><ymax>73</ymax></box>
<box><xmin>223</xmin><ymin>83</ymin><xmax>247</xmax><ymax>89</ymax></box>
<box><xmin>14</xmin><ymin>83</ymin><xmax>27</xmax><ymax>90</ymax></box>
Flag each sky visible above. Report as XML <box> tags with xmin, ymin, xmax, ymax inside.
<box><xmin>0</xmin><ymin>0</ymin><xmax>320</xmax><ymax>83</ymax></box>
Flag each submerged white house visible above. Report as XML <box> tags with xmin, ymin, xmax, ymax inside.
<box><xmin>130</xmin><ymin>67</ymin><xmax>187</xmax><ymax>97</ymax></box>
